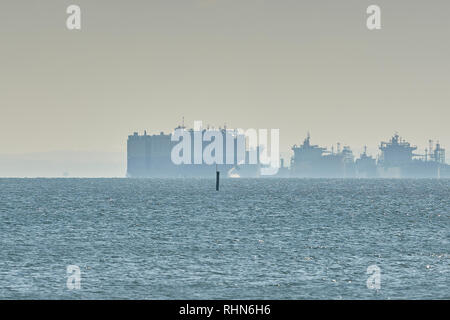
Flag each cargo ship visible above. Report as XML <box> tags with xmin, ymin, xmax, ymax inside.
<box><xmin>127</xmin><ymin>126</ymin><xmax>449</xmax><ymax>178</ymax></box>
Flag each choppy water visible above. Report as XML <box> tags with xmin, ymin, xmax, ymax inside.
<box><xmin>0</xmin><ymin>178</ymin><xmax>448</xmax><ymax>299</ymax></box>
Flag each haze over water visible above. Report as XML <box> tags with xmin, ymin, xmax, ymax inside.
<box><xmin>0</xmin><ymin>178</ymin><xmax>448</xmax><ymax>299</ymax></box>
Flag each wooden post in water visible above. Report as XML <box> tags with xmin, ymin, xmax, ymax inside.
<box><xmin>216</xmin><ymin>165</ymin><xmax>220</xmax><ymax>191</ymax></box>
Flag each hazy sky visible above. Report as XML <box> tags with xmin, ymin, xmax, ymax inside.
<box><xmin>1</xmin><ymin>0</ymin><xmax>449</xmax><ymax>173</ymax></box>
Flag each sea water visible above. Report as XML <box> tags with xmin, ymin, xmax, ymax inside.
<box><xmin>0</xmin><ymin>178</ymin><xmax>448</xmax><ymax>299</ymax></box>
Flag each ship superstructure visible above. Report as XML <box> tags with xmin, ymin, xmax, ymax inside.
<box><xmin>290</xmin><ymin>133</ymin><xmax>356</xmax><ymax>178</ymax></box>
<box><xmin>379</xmin><ymin>134</ymin><xmax>417</xmax><ymax>167</ymax></box>
<box><xmin>377</xmin><ymin>134</ymin><xmax>448</xmax><ymax>178</ymax></box>
<box><xmin>355</xmin><ymin>146</ymin><xmax>377</xmax><ymax>177</ymax></box>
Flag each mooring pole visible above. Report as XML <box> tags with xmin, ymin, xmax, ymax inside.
<box><xmin>216</xmin><ymin>165</ymin><xmax>220</xmax><ymax>191</ymax></box>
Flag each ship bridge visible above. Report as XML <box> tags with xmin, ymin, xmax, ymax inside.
<box><xmin>379</xmin><ymin>134</ymin><xmax>417</xmax><ymax>167</ymax></box>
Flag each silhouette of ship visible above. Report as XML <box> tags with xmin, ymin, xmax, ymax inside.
<box><xmin>290</xmin><ymin>133</ymin><xmax>357</xmax><ymax>178</ymax></box>
<box><xmin>127</xmin><ymin>127</ymin><xmax>449</xmax><ymax>178</ymax></box>
<box><xmin>377</xmin><ymin>134</ymin><xmax>447</xmax><ymax>178</ymax></box>
<box><xmin>291</xmin><ymin>133</ymin><xmax>449</xmax><ymax>178</ymax></box>
<box><xmin>127</xmin><ymin>126</ymin><xmax>260</xmax><ymax>178</ymax></box>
